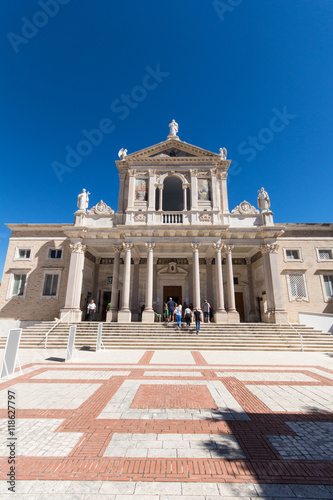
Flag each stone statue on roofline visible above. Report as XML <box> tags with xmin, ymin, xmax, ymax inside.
<box><xmin>118</xmin><ymin>148</ymin><xmax>128</xmax><ymax>160</ymax></box>
<box><xmin>77</xmin><ymin>188</ymin><xmax>90</xmax><ymax>212</ymax></box>
<box><xmin>257</xmin><ymin>187</ymin><xmax>270</xmax><ymax>213</ymax></box>
<box><xmin>168</xmin><ymin>119</ymin><xmax>179</xmax><ymax>137</ymax></box>
<box><xmin>219</xmin><ymin>147</ymin><xmax>227</xmax><ymax>160</ymax></box>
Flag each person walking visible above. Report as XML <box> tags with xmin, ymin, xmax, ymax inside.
<box><xmin>87</xmin><ymin>299</ymin><xmax>97</xmax><ymax>321</ymax></box>
<box><xmin>175</xmin><ymin>303</ymin><xmax>182</xmax><ymax>328</ymax></box>
<box><xmin>193</xmin><ymin>307</ymin><xmax>202</xmax><ymax>335</ymax></box>
<box><xmin>166</xmin><ymin>297</ymin><xmax>176</xmax><ymax>322</ymax></box>
<box><xmin>202</xmin><ymin>300</ymin><xmax>211</xmax><ymax>323</ymax></box>
<box><xmin>184</xmin><ymin>305</ymin><xmax>192</xmax><ymax>327</ymax></box>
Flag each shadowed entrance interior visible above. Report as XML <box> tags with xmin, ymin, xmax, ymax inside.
<box><xmin>164</xmin><ymin>286</ymin><xmax>182</xmax><ymax>307</ymax></box>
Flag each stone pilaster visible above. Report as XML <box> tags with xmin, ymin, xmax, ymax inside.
<box><xmin>142</xmin><ymin>243</ymin><xmax>155</xmax><ymax>323</ymax></box>
<box><xmin>260</xmin><ymin>243</ymin><xmax>288</xmax><ymax>323</ymax></box>
<box><xmin>213</xmin><ymin>242</ymin><xmax>227</xmax><ymax>323</ymax></box>
<box><xmin>246</xmin><ymin>257</ymin><xmax>257</xmax><ymax>322</ymax></box>
<box><xmin>60</xmin><ymin>241</ymin><xmax>86</xmax><ymax>322</ymax></box>
<box><xmin>117</xmin><ymin>242</ymin><xmax>133</xmax><ymax>323</ymax></box>
<box><xmin>157</xmin><ymin>185</ymin><xmax>163</xmax><ymax>211</ymax></box>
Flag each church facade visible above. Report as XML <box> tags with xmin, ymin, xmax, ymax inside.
<box><xmin>1</xmin><ymin>123</ymin><xmax>333</xmax><ymax>329</ymax></box>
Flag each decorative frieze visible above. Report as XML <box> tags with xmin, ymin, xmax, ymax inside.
<box><xmin>134</xmin><ymin>213</ymin><xmax>146</xmax><ymax>222</ymax></box>
<box><xmin>199</xmin><ymin>213</ymin><xmax>212</xmax><ymax>222</ymax></box>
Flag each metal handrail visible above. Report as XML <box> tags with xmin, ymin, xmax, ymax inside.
<box><xmin>38</xmin><ymin>309</ymin><xmax>73</xmax><ymax>348</ymax></box>
<box><xmin>275</xmin><ymin>311</ymin><xmax>304</xmax><ymax>352</ymax></box>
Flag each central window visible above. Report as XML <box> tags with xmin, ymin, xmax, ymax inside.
<box><xmin>162</xmin><ymin>176</ymin><xmax>184</xmax><ymax>211</ymax></box>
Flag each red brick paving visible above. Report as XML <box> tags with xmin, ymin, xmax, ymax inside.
<box><xmin>130</xmin><ymin>384</ymin><xmax>217</xmax><ymax>409</ymax></box>
<box><xmin>1</xmin><ymin>353</ymin><xmax>333</xmax><ymax>485</ymax></box>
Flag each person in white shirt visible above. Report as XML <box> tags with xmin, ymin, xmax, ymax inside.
<box><xmin>87</xmin><ymin>300</ymin><xmax>97</xmax><ymax>321</ymax></box>
<box><xmin>184</xmin><ymin>306</ymin><xmax>192</xmax><ymax>327</ymax></box>
<box><xmin>175</xmin><ymin>304</ymin><xmax>182</xmax><ymax>328</ymax></box>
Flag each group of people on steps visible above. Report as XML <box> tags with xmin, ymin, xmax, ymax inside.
<box><xmin>164</xmin><ymin>298</ymin><xmax>212</xmax><ymax>334</ymax></box>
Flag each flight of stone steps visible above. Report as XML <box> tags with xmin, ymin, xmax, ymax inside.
<box><xmin>1</xmin><ymin>322</ymin><xmax>333</xmax><ymax>351</ymax></box>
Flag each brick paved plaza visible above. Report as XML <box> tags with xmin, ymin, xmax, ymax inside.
<box><xmin>1</xmin><ymin>348</ymin><xmax>333</xmax><ymax>499</ymax></box>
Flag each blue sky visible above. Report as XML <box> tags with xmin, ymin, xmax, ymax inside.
<box><xmin>1</xmin><ymin>0</ymin><xmax>333</xmax><ymax>276</ymax></box>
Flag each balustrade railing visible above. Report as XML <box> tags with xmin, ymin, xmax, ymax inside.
<box><xmin>162</xmin><ymin>213</ymin><xmax>183</xmax><ymax>224</ymax></box>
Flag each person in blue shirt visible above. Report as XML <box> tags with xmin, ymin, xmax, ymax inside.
<box><xmin>166</xmin><ymin>297</ymin><xmax>176</xmax><ymax>322</ymax></box>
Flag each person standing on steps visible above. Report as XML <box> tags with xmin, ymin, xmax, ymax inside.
<box><xmin>184</xmin><ymin>305</ymin><xmax>192</xmax><ymax>327</ymax></box>
<box><xmin>175</xmin><ymin>303</ymin><xmax>182</xmax><ymax>328</ymax></box>
<box><xmin>166</xmin><ymin>297</ymin><xmax>176</xmax><ymax>322</ymax></box>
<box><xmin>202</xmin><ymin>299</ymin><xmax>211</xmax><ymax>323</ymax></box>
<box><xmin>87</xmin><ymin>299</ymin><xmax>97</xmax><ymax>321</ymax></box>
<box><xmin>193</xmin><ymin>307</ymin><xmax>202</xmax><ymax>335</ymax></box>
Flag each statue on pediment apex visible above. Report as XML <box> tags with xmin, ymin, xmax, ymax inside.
<box><xmin>168</xmin><ymin>119</ymin><xmax>179</xmax><ymax>137</ymax></box>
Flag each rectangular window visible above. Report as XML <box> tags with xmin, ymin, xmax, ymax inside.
<box><xmin>323</xmin><ymin>275</ymin><xmax>333</xmax><ymax>298</ymax></box>
<box><xmin>43</xmin><ymin>274</ymin><xmax>59</xmax><ymax>296</ymax></box>
<box><xmin>17</xmin><ymin>249</ymin><xmax>31</xmax><ymax>259</ymax></box>
<box><xmin>288</xmin><ymin>274</ymin><xmax>306</xmax><ymax>299</ymax></box>
<box><xmin>49</xmin><ymin>249</ymin><xmax>62</xmax><ymax>259</ymax></box>
<box><xmin>285</xmin><ymin>249</ymin><xmax>300</xmax><ymax>260</ymax></box>
<box><xmin>12</xmin><ymin>274</ymin><xmax>26</xmax><ymax>296</ymax></box>
<box><xmin>318</xmin><ymin>249</ymin><xmax>333</xmax><ymax>261</ymax></box>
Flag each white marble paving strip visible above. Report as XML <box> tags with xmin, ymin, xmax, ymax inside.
<box><xmin>0</xmin><ymin>383</ymin><xmax>101</xmax><ymax>410</ymax></box>
<box><xmin>32</xmin><ymin>370</ymin><xmax>130</xmax><ymax>380</ymax></box>
<box><xmin>143</xmin><ymin>371</ymin><xmax>202</xmax><ymax>377</ymax></box>
<box><xmin>247</xmin><ymin>384</ymin><xmax>333</xmax><ymax>412</ymax></box>
<box><xmin>0</xmin><ymin>419</ymin><xmax>82</xmax><ymax>457</ymax></box>
<box><xmin>216</xmin><ymin>371</ymin><xmax>316</xmax><ymax>382</ymax></box>
<box><xmin>150</xmin><ymin>350</ymin><xmax>196</xmax><ymax>365</ymax></box>
<box><xmin>267</xmin><ymin>421</ymin><xmax>333</xmax><ymax>460</ymax></box>
<box><xmin>1</xmin><ymin>479</ymin><xmax>332</xmax><ymax>499</ymax></box>
<box><xmin>103</xmin><ymin>432</ymin><xmax>245</xmax><ymax>459</ymax></box>
<box><xmin>97</xmin><ymin>379</ymin><xmax>249</xmax><ymax>421</ymax></box>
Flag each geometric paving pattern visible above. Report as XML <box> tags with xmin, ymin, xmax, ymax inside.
<box><xmin>1</xmin><ymin>352</ymin><xmax>333</xmax><ymax>495</ymax></box>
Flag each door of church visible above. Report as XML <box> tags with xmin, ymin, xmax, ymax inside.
<box><xmin>164</xmin><ymin>286</ymin><xmax>182</xmax><ymax>307</ymax></box>
<box><xmin>235</xmin><ymin>292</ymin><xmax>245</xmax><ymax>322</ymax></box>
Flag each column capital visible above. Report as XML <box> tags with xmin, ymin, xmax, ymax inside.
<box><xmin>182</xmin><ymin>183</ymin><xmax>190</xmax><ymax>190</ymax></box>
<box><xmin>191</xmin><ymin>243</ymin><xmax>200</xmax><ymax>251</ymax></box>
<box><xmin>69</xmin><ymin>242</ymin><xmax>86</xmax><ymax>254</ymax></box>
<box><xmin>123</xmin><ymin>242</ymin><xmax>134</xmax><ymax>251</ymax></box>
<box><xmin>145</xmin><ymin>242</ymin><xmax>155</xmax><ymax>251</ymax></box>
<box><xmin>260</xmin><ymin>243</ymin><xmax>279</xmax><ymax>254</ymax></box>
<box><xmin>222</xmin><ymin>244</ymin><xmax>234</xmax><ymax>254</ymax></box>
<box><xmin>213</xmin><ymin>242</ymin><xmax>223</xmax><ymax>251</ymax></box>
<box><xmin>112</xmin><ymin>245</ymin><xmax>123</xmax><ymax>253</ymax></box>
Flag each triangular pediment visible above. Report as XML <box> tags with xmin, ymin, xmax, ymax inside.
<box><xmin>125</xmin><ymin>139</ymin><xmax>218</xmax><ymax>160</ymax></box>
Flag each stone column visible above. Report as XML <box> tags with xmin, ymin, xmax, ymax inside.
<box><xmin>191</xmin><ymin>243</ymin><xmax>201</xmax><ymax>310</ymax></box>
<box><xmin>260</xmin><ymin>244</ymin><xmax>288</xmax><ymax>323</ymax></box>
<box><xmin>117</xmin><ymin>243</ymin><xmax>133</xmax><ymax>323</ymax></box>
<box><xmin>246</xmin><ymin>257</ymin><xmax>257</xmax><ymax>322</ymax></box>
<box><xmin>107</xmin><ymin>246</ymin><xmax>122</xmax><ymax>322</ymax></box>
<box><xmin>158</xmin><ymin>185</ymin><xmax>163</xmax><ymax>211</ymax></box>
<box><xmin>213</xmin><ymin>242</ymin><xmax>227</xmax><ymax>323</ymax></box>
<box><xmin>222</xmin><ymin>245</ymin><xmax>240</xmax><ymax>323</ymax></box>
<box><xmin>60</xmin><ymin>241</ymin><xmax>86</xmax><ymax>322</ymax></box>
<box><xmin>182</xmin><ymin>185</ymin><xmax>187</xmax><ymax>211</ymax></box>
<box><xmin>142</xmin><ymin>243</ymin><xmax>155</xmax><ymax>323</ymax></box>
